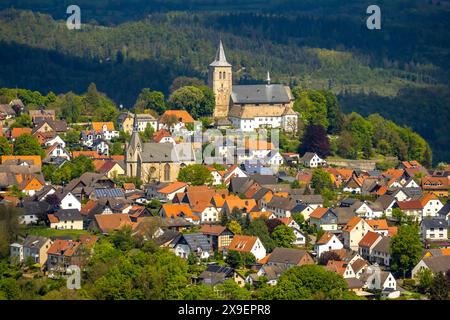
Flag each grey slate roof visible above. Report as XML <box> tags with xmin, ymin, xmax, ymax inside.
<box><xmin>438</xmin><ymin>203</ymin><xmax>450</xmax><ymax>218</ymax></box>
<box><xmin>140</xmin><ymin>143</ymin><xmax>195</xmax><ymax>163</ymax></box>
<box><xmin>199</xmin><ymin>265</ymin><xmax>234</xmax><ymax>286</ymax></box>
<box><xmin>231</xmin><ymin>84</ymin><xmax>291</xmax><ymax>104</ymax></box>
<box><xmin>267</xmin><ymin>247</ymin><xmax>310</xmax><ymax>265</ymax></box>
<box><xmin>423</xmin><ymin>255</ymin><xmax>450</xmax><ymax>273</ymax></box>
<box><xmin>333</xmin><ymin>207</ymin><xmax>356</xmax><ymax>225</ymax></box>
<box><xmin>374</xmin><ymin>194</ymin><xmax>396</xmax><ymax>210</ymax></box>
<box><xmin>209</xmin><ymin>41</ymin><xmax>231</xmax><ymax>67</ymax></box>
<box><xmin>22</xmin><ymin>235</ymin><xmax>49</xmax><ymax>249</ymax></box>
<box><xmin>249</xmin><ymin>174</ymin><xmax>277</xmax><ymax>186</ymax></box>
<box><xmin>421</xmin><ymin>218</ymin><xmax>449</xmax><ymax>230</ymax></box>
<box><xmin>54</xmin><ymin>209</ymin><xmax>83</xmax><ymax>221</ymax></box>
<box><xmin>372</xmin><ymin>236</ymin><xmax>390</xmax><ymax>254</ymax></box>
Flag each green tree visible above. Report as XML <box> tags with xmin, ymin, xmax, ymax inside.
<box><xmin>10</xmin><ymin>113</ymin><xmax>32</xmax><ymax>128</ymax></box>
<box><xmin>134</xmin><ymin>88</ymin><xmax>166</xmax><ymax>114</ymax></box>
<box><xmin>0</xmin><ymin>137</ymin><xmax>13</xmax><ymax>156</ymax></box>
<box><xmin>430</xmin><ymin>272</ymin><xmax>449</xmax><ymax>300</ymax></box>
<box><xmin>390</xmin><ymin>224</ymin><xmax>423</xmax><ymax>277</ymax></box>
<box><xmin>271</xmin><ymin>225</ymin><xmax>296</xmax><ymax>248</ymax></box>
<box><xmin>417</xmin><ymin>268</ymin><xmax>433</xmax><ymax>294</ymax></box>
<box><xmin>227</xmin><ymin>220</ymin><xmax>242</xmax><ymax>235</ymax></box>
<box><xmin>177</xmin><ymin>164</ymin><xmax>213</xmax><ymax>186</ymax></box>
<box><xmin>225</xmin><ymin>250</ymin><xmax>242</xmax><ymax>269</ymax></box>
<box><xmin>0</xmin><ymin>205</ymin><xmax>20</xmax><ymax>258</ymax></box>
<box><xmin>216</xmin><ymin>280</ymin><xmax>251</xmax><ymax>300</ymax></box>
<box><xmin>311</xmin><ymin>168</ymin><xmax>333</xmax><ymax>194</ymax></box>
<box><xmin>13</xmin><ymin>134</ymin><xmax>45</xmax><ymax>158</ymax></box>
<box><xmin>258</xmin><ymin>265</ymin><xmax>357</xmax><ymax>300</ymax></box>
<box><xmin>245</xmin><ymin>218</ymin><xmax>275</xmax><ymax>252</ymax></box>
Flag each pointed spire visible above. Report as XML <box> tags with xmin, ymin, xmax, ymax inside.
<box><xmin>266</xmin><ymin>71</ymin><xmax>271</xmax><ymax>85</ymax></box>
<box><xmin>133</xmin><ymin>112</ymin><xmax>138</xmax><ymax>132</ymax></box>
<box><xmin>210</xmin><ymin>40</ymin><xmax>231</xmax><ymax>67</ymax></box>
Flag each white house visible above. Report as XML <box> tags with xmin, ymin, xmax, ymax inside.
<box><xmin>315</xmin><ymin>232</ymin><xmax>344</xmax><ymax>257</ymax></box>
<box><xmin>153</xmin><ymin>182</ymin><xmax>187</xmax><ymax>201</ymax></box>
<box><xmin>300</xmin><ymin>152</ymin><xmax>326</xmax><ymax>168</ymax></box>
<box><xmin>59</xmin><ymin>191</ymin><xmax>81</xmax><ymax>211</ymax></box>
<box><xmin>421</xmin><ymin>195</ymin><xmax>444</xmax><ymax>218</ymax></box>
<box><xmin>420</xmin><ymin>218</ymin><xmax>449</xmax><ymax>241</ymax></box>
<box><xmin>359</xmin><ymin>265</ymin><xmax>396</xmax><ymax>291</ymax></box>
<box><xmin>227</xmin><ymin>235</ymin><xmax>266</xmax><ymax>261</ymax></box>
<box><xmin>48</xmin><ymin>209</ymin><xmax>84</xmax><ymax>230</ymax></box>
<box><xmin>92</xmin><ymin>139</ymin><xmax>109</xmax><ymax>156</ymax></box>
<box><xmin>172</xmin><ymin>233</ymin><xmax>212</xmax><ymax>260</ymax></box>
<box><xmin>267</xmin><ymin>150</ymin><xmax>284</xmax><ymax>166</ymax></box>
<box><xmin>192</xmin><ymin>203</ymin><xmax>220</xmax><ymax>223</ymax></box>
<box><xmin>45</xmin><ymin>143</ymin><xmax>71</xmax><ymax>161</ymax></box>
<box><xmin>45</xmin><ymin>135</ymin><xmax>66</xmax><ymax>149</ymax></box>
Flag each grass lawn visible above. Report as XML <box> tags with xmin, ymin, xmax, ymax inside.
<box><xmin>20</xmin><ymin>226</ymin><xmax>90</xmax><ymax>240</ymax></box>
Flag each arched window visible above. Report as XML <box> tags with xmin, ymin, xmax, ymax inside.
<box><xmin>223</xmin><ymin>72</ymin><xmax>226</xmax><ymax>80</ymax></box>
<box><xmin>164</xmin><ymin>163</ymin><xmax>171</xmax><ymax>181</ymax></box>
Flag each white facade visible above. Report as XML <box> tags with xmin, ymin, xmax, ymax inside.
<box><xmin>302</xmin><ymin>153</ymin><xmax>325</xmax><ymax>168</ymax></box>
<box><xmin>250</xmin><ymin>238</ymin><xmax>267</xmax><ymax>261</ymax></box>
<box><xmin>200</xmin><ymin>206</ymin><xmax>220</xmax><ymax>223</ymax></box>
<box><xmin>229</xmin><ymin>114</ymin><xmax>298</xmax><ymax>132</ymax></box>
<box><xmin>422</xmin><ymin>199</ymin><xmax>444</xmax><ymax>218</ymax></box>
<box><xmin>60</xmin><ymin>192</ymin><xmax>81</xmax><ymax>211</ymax></box>
<box><xmin>45</xmin><ymin>136</ymin><xmax>66</xmax><ymax>148</ymax></box>
<box><xmin>47</xmin><ymin>144</ymin><xmax>71</xmax><ymax>160</ymax></box>
<box><xmin>50</xmin><ymin>219</ymin><xmax>83</xmax><ymax>230</ymax></box>
<box><xmin>315</xmin><ymin>234</ymin><xmax>343</xmax><ymax>257</ymax></box>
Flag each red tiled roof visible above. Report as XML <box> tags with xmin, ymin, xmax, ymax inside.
<box><xmin>358</xmin><ymin>231</ymin><xmax>380</xmax><ymax>247</ymax></box>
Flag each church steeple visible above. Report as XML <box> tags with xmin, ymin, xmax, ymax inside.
<box><xmin>210</xmin><ymin>40</ymin><xmax>231</xmax><ymax>67</ymax></box>
<box><xmin>208</xmin><ymin>40</ymin><xmax>232</xmax><ymax>118</ymax></box>
<box><xmin>133</xmin><ymin>112</ymin><xmax>139</xmax><ymax>132</ymax></box>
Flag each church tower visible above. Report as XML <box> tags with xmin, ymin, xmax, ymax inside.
<box><xmin>125</xmin><ymin>113</ymin><xmax>142</xmax><ymax>178</ymax></box>
<box><xmin>208</xmin><ymin>41</ymin><xmax>232</xmax><ymax>118</ymax></box>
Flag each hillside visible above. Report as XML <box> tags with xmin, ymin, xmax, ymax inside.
<box><xmin>0</xmin><ymin>2</ymin><xmax>449</xmax><ymax>162</ymax></box>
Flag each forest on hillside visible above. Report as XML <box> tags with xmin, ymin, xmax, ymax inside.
<box><xmin>0</xmin><ymin>1</ymin><xmax>449</xmax><ymax>162</ymax></box>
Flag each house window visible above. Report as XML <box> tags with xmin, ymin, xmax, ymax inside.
<box><xmin>164</xmin><ymin>164</ymin><xmax>171</xmax><ymax>181</ymax></box>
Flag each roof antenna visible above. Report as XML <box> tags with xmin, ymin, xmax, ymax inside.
<box><xmin>266</xmin><ymin>71</ymin><xmax>271</xmax><ymax>85</ymax></box>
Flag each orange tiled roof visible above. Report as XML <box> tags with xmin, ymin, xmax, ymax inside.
<box><xmin>153</xmin><ymin>129</ymin><xmax>172</xmax><ymax>143</ymax></box>
<box><xmin>383</xmin><ymin>169</ymin><xmax>404</xmax><ymax>180</ymax></box>
<box><xmin>224</xmin><ymin>195</ymin><xmax>257</xmax><ymax>213</ymax></box>
<box><xmin>94</xmin><ymin>214</ymin><xmax>133</xmax><ymax>233</ymax></box>
<box><xmin>309</xmin><ymin>207</ymin><xmax>328</xmax><ymax>219</ymax></box>
<box><xmin>397</xmin><ymin>200</ymin><xmax>423</xmax><ymax>210</ymax></box>
<box><xmin>366</xmin><ymin>219</ymin><xmax>388</xmax><ymax>231</ymax></box>
<box><xmin>199</xmin><ymin>224</ymin><xmax>227</xmax><ymax>235</ymax></box>
<box><xmin>258</xmin><ymin>254</ymin><xmax>271</xmax><ymax>264</ymax></box>
<box><xmin>161</xmin><ymin>110</ymin><xmax>195</xmax><ymax>123</ymax></box>
<box><xmin>420</xmin><ymin>193</ymin><xmax>439</xmax><ymax>207</ymax></box>
<box><xmin>92</xmin><ymin>122</ymin><xmax>115</xmax><ymax>132</ymax></box>
<box><xmin>158</xmin><ymin>181</ymin><xmax>188</xmax><ymax>194</ymax></box>
<box><xmin>161</xmin><ymin>203</ymin><xmax>198</xmax><ymax>220</ymax></box>
<box><xmin>248</xmin><ymin>211</ymin><xmax>274</xmax><ymax>221</ymax></box>
<box><xmin>343</xmin><ymin>217</ymin><xmax>363</xmax><ymax>232</ymax></box>
<box><xmin>1</xmin><ymin>155</ymin><xmax>42</xmax><ymax>167</ymax></box>
<box><xmin>228</xmin><ymin>235</ymin><xmax>258</xmax><ymax>253</ymax></box>
<box><xmin>325</xmin><ymin>260</ymin><xmax>349</xmax><ymax>276</ymax></box>
<box><xmin>316</xmin><ymin>231</ymin><xmax>335</xmax><ymax>245</ymax></box>
<box><xmin>47</xmin><ymin>239</ymin><xmax>80</xmax><ymax>257</ymax></box>
<box><xmin>243</xmin><ymin>140</ymin><xmax>274</xmax><ymax>150</ymax></box>
<box><xmin>388</xmin><ymin>226</ymin><xmax>398</xmax><ymax>237</ymax></box>
<box><xmin>358</xmin><ymin>231</ymin><xmax>380</xmax><ymax>247</ymax></box>
<box><xmin>72</xmin><ymin>151</ymin><xmax>101</xmax><ymax>159</ymax></box>
<box><xmin>11</xmin><ymin>127</ymin><xmax>32</xmax><ymax>138</ymax></box>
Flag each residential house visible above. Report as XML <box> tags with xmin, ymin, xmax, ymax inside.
<box><xmin>198</xmin><ymin>265</ymin><xmax>246</xmax><ymax>287</ymax></box>
<box><xmin>90</xmin><ymin>214</ymin><xmax>133</xmax><ymax>234</ymax></box>
<box><xmin>315</xmin><ymin>232</ymin><xmax>344</xmax><ymax>258</ymax></box>
<box><xmin>159</xmin><ymin>203</ymin><xmax>200</xmax><ymax>225</ymax></box>
<box><xmin>421</xmin><ymin>194</ymin><xmax>444</xmax><ymax>218</ymax></box>
<box><xmin>10</xmin><ymin>236</ymin><xmax>53</xmax><ymax>267</ymax></box>
<box><xmin>91</xmin><ymin>122</ymin><xmax>119</xmax><ymax>140</ymax></box>
<box><xmin>48</xmin><ymin>209</ymin><xmax>84</xmax><ymax>230</ymax></box>
<box><xmin>171</xmin><ymin>233</ymin><xmax>213</xmax><ymax>260</ymax></box>
<box><xmin>421</xmin><ymin>176</ymin><xmax>448</xmax><ymax>197</ymax></box>
<box><xmin>412</xmin><ymin>255</ymin><xmax>450</xmax><ymax>279</ymax></box>
<box><xmin>359</xmin><ymin>265</ymin><xmax>397</xmax><ymax>291</ymax></box>
<box><xmin>159</xmin><ymin>110</ymin><xmax>195</xmax><ymax>132</ymax></box>
<box><xmin>358</xmin><ymin>231</ymin><xmax>382</xmax><ymax>261</ymax></box>
<box><xmin>325</xmin><ymin>260</ymin><xmax>356</xmax><ymax>278</ymax></box>
<box><xmin>309</xmin><ymin>207</ymin><xmax>338</xmax><ymax>231</ymax></box>
<box><xmin>371</xmin><ymin>236</ymin><xmax>391</xmax><ymax>266</ymax></box>
<box><xmin>45</xmin><ymin>135</ymin><xmax>66</xmax><ymax>149</ymax></box>
<box><xmin>342</xmin><ymin>217</ymin><xmax>374</xmax><ymax>251</ymax></box>
<box><xmin>276</xmin><ymin>217</ymin><xmax>306</xmax><ymax>246</ymax></box>
<box><xmin>155</xmin><ymin>181</ymin><xmax>188</xmax><ymax>201</ymax></box>
<box><xmin>366</xmin><ymin>219</ymin><xmax>389</xmax><ymax>236</ymax></box>
<box><xmin>227</xmin><ymin>235</ymin><xmax>266</xmax><ymax>260</ymax></box>
<box><xmin>299</xmin><ymin>152</ymin><xmax>326</xmax><ymax>168</ymax></box>
<box><xmin>266</xmin><ymin>196</ymin><xmax>310</xmax><ymax>219</ymax></box>
<box><xmin>267</xmin><ymin>247</ymin><xmax>314</xmax><ymax>268</ymax></box>
<box><xmin>199</xmin><ymin>224</ymin><xmax>234</xmax><ymax>251</ymax></box>
<box><xmin>420</xmin><ymin>218</ymin><xmax>449</xmax><ymax>241</ymax></box>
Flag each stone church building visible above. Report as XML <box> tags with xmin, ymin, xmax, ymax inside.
<box><xmin>208</xmin><ymin>41</ymin><xmax>298</xmax><ymax>132</ymax></box>
<box><xmin>124</xmin><ymin>115</ymin><xmax>196</xmax><ymax>183</ymax></box>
